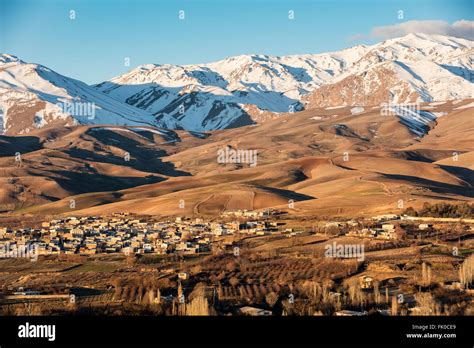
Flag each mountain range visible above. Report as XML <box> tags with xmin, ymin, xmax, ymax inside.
<box><xmin>0</xmin><ymin>32</ymin><xmax>473</xmax><ymax>217</ymax></box>
<box><xmin>1</xmin><ymin>33</ymin><xmax>473</xmax><ymax>135</ymax></box>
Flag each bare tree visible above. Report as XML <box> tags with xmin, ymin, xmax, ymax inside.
<box><xmin>391</xmin><ymin>296</ymin><xmax>398</xmax><ymax>316</ymax></box>
<box><xmin>265</xmin><ymin>292</ymin><xmax>279</xmax><ymax>308</ymax></box>
<box><xmin>229</xmin><ymin>277</ymin><xmax>239</xmax><ymax>287</ymax></box>
<box><xmin>460</xmin><ymin>254</ymin><xmax>474</xmax><ymax>288</ymax></box>
<box><xmin>373</xmin><ymin>281</ymin><xmax>380</xmax><ymax>304</ymax></box>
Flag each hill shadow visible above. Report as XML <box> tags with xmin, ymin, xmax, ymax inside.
<box><xmin>48</xmin><ymin>170</ymin><xmax>164</xmax><ymax>195</ymax></box>
<box><xmin>63</xmin><ymin>128</ymin><xmax>190</xmax><ymax>177</ymax></box>
<box><xmin>0</xmin><ymin>135</ymin><xmax>42</xmax><ymax>156</ymax></box>
<box><xmin>380</xmin><ymin>173</ymin><xmax>474</xmax><ymax>198</ymax></box>
<box><xmin>438</xmin><ymin>164</ymin><xmax>474</xmax><ymax>188</ymax></box>
<box><xmin>255</xmin><ymin>185</ymin><xmax>316</xmax><ymax>202</ymax></box>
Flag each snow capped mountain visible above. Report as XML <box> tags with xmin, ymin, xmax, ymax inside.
<box><xmin>0</xmin><ymin>53</ymin><xmax>24</xmax><ymax>66</ymax></box>
<box><xmin>287</xmin><ymin>33</ymin><xmax>473</xmax><ymax>105</ymax></box>
<box><xmin>94</xmin><ymin>45</ymin><xmax>380</xmax><ymax>130</ymax></box>
<box><xmin>305</xmin><ymin>33</ymin><xmax>473</xmax><ymax>107</ymax></box>
<box><xmin>94</xmin><ymin>56</ymin><xmax>307</xmax><ymax>130</ymax></box>
<box><xmin>95</xmin><ymin>33</ymin><xmax>473</xmax><ymax>131</ymax></box>
<box><xmin>2</xmin><ymin>33</ymin><xmax>472</xmax><ymax>134</ymax></box>
<box><xmin>0</xmin><ymin>55</ymin><xmax>181</xmax><ymax>135</ymax></box>
<box><xmin>94</xmin><ymin>44</ymin><xmax>377</xmax><ymax>130</ymax></box>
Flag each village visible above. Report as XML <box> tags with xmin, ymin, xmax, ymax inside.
<box><xmin>0</xmin><ymin>211</ymin><xmax>285</xmax><ymax>258</ymax></box>
<box><xmin>0</xmin><ymin>208</ymin><xmax>473</xmax><ymax>317</ymax></box>
<box><xmin>0</xmin><ymin>210</ymin><xmax>473</xmax><ymax>259</ymax></box>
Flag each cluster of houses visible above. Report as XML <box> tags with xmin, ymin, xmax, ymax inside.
<box><xmin>347</xmin><ymin>223</ymin><xmax>398</xmax><ymax>240</ymax></box>
<box><xmin>221</xmin><ymin>209</ymin><xmax>279</xmax><ymax>219</ymax></box>
<box><xmin>1</xmin><ymin>210</ymin><xmax>471</xmax><ymax>257</ymax></box>
<box><xmin>0</xmin><ymin>215</ymin><xmax>215</xmax><ymax>256</ymax></box>
<box><xmin>0</xmin><ymin>213</ymin><xmax>288</xmax><ymax>257</ymax></box>
<box><xmin>324</xmin><ymin>215</ymin><xmax>470</xmax><ymax>240</ymax></box>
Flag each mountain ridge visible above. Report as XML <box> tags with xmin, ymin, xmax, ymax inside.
<box><xmin>1</xmin><ymin>33</ymin><xmax>473</xmax><ymax>134</ymax></box>
<box><xmin>94</xmin><ymin>32</ymin><xmax>474</xmax><ymax>130</ymax></box>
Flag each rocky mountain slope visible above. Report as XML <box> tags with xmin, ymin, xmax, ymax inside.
<box><xmin>0</xmin><ymin>54</ymin><xmax>181</xmax><ymax>135</ymax></box>
<box><xmin>1</xmin><ymin>33</ymin><xmax>472</xmax><ymax>134</ymax></box>
<box><xmin>96</xmin><ymin>33</ymin><xmax>473</xmax><ymax>130</ymax></box>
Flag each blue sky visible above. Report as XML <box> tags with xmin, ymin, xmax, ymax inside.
<box><xmin>1</xmin><ymin>0</ymin><xmax>472</xmax><ymax>84</ymax></box>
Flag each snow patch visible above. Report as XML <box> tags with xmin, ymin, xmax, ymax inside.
<box><xmin>350</xmin><ymin>107</ymin><xmax>365</xmax><ymax>115</ymax></box>
<box><xmin>388</xmin><ymin>105</ymin><xmax>438</xmax><ymax>137</ymax></box>
<box><xmin>325</xmin><ymin>106</ymin><xmax>345</xmax><ymax>110</ymax></box>
<box><xmin>454</xmin><ymin>101</ymin><xmax>474</xmax><ymax>109</ymax></box>
<box><xmin>429</xmin><ymin>101</ymin><xmax>446</xmax><ymax>106</ymax></box>
<box><xmin>132</xmin><ymin>127</ymin><xmax>166</xmax><ymax>135</ymax></box>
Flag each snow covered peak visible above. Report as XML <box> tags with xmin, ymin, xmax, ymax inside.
<box><xmin>369</xmin><ymin>33</ymin><xmax>473</xmax><ymax>64</ymax></box>
<box><xmin>0</xmin><ymin>53</ymin><xmax>23</xmax><ymax>66</ymax></box>
<box><xmin>2</xmin><ymin>33</ymin><xmax>473</xmax><ymax>134</ymax></box>
<box><xmin>93</xmin><ymin>33</ymin><xmax>472</xmax><ymax>131</ymax></box>
<box><xmin>304</xmin><ymin>33</ymin><xmax>473</xmax><ymax>110</ymax></box>
<box><xmin>0</xmin><ymin>55</ymin><xmax>182</xmax><ymax>134</ymax></box>
<box><xmin>135</xmin><ymin>63</ymin><xmax>162</xmax><ymax>72</ymax></box>
<box><xmin>390</xmin><ymin>32</ymin><xmax>472</xmax><ymax>48</ymax></box>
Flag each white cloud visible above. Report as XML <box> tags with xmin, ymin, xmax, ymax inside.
<box><xmin>353</xmin><ymin>20</ymin><xmax>474</xmax><ymax>41</ymax></box>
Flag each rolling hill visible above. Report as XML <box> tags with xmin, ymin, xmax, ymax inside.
<box><xmin>2</xmin><ymin>98</ymin><xmax>472</xmax><ymax>218</ymax></box>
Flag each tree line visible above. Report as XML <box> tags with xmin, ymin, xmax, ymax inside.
<box><xmin>403</xmin><ymin>203</ymin><xmax>474</xmax><ymax>218</ymax></box>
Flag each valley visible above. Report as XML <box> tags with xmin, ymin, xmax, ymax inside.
<box><xmin>0</xmin><ymin>31</ymin><xmax>473</xmax><ymax>319</ymax></box>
